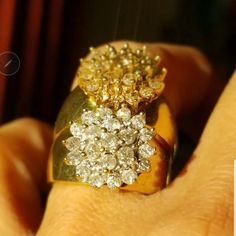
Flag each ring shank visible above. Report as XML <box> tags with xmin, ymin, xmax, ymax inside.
<box><xmin>119</xmin><ymin>97</ymin><xmax>177</xmax><ymax>194</ymax></box>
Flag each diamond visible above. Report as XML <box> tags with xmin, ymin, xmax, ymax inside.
<box><xmin>81</xmin><ymin>110</ymin><xmax>99</xmax><ymax>125</ymax></box>
<box><xmin>63</xmin><ymin>137</ymin><xmax>81</xmax><ymax>151</ymax></box>
<box><xmin>117</xmin><ymin>146</ymin><xmax>134</xmax><ymax>162</ymax></box>
<box><xmin>86</xmin><ymin>81</ymin><xmax>99</xmax><ymax>92</ymax></box>
<box><xmin>100</xmin><ymin>153</ymin><xmax>117</xmax><ymax>170</ymax></box>
<box><xmin>76</xmin><ymin>162</ymin><xmax>91</xmax><ymax>182</ymax></box>
<box><xmin>118</xmin><ymin>129</ymin><xmax>137</xmax><ymax>145</ymax></box>
<box><xmin>70</xmin><ymin>123</ymin><xmax>86</xmax><ymax>140</ymax></box>
<box><xmin>107</xmin><ymin>174</ymin><xmax>122</xmax><ymax>188</ymax></box>
<box><xmin>116</xmin><ymin>107</ymin><xmax>131</xmax><ymax>121</ymax></box>
<box><xmin>139</xmin><ymin>128</ymin><xmax>154</xmax><ymax>142</ymax></box>
<box><xmin>85</xmin><ymin>142</ymin><xmax>102</xmax><ymax>160</ymax></box>
<box><xmin>138</xmin><ymin>143</ymin><xmax>155</xmax><ymax>158</ymax></box>
<box><xmin>102</xmin><ymin>118</ymin><xmax>120</xmax><ymax>131</ymax></box>
<box><xmin>122</xmin><ymin>58</ymin><xmax>130</xmax><ymax>66</ymax></box>
<box><xmin>139</xmin><ymin>87</ymin><xmax>154</xmax><ymax>98</ymax></box>
<box><xmin>148</xmin><ymin>79</ymin><xmax>162</xmax><ymax>90</ymax></box>
<box><xmin>90</xmin><ymin>162</ymin><xmax>104</xmax><ymax>174</ymax></box>
<box><xmin>65</xmin><ymin>103</ymin><xmax>156</xmax><ymax>188</ymax></box>
<box><xmin>125</xmin><ymin>92</ymin><xmax>139</xmax><ymax>107</ymax></box>
<box><xmin>101</xmin><ymin>133</ymin><xmax>120</xmax><ymax>151</ymax></box>
<box><xmin>122</xmin><ymin>73</ymin><xmax>135</xmax><ymax>86</ymax></box>
<box><xmin>84</xmin><ymin>125</ymin><xmax>102</xmax><ymax>139</ymax></box>
<box><xmin>88</xmin><ymin>174</ymin><xmax>105</xmax><ymax>187</ymax></box>
<box><xmin>137</xmin><ymin>158</ymin><xmax>151</xmax><ymax>172</ymax></box>
<box><xmin>101</xmin><ymin>91</ymin><xmax>110</xmax><ymax>101</ymax></box>
<box><xmin>131</xmin><ymin>114</ymin><xmax>146</xmax><ymax>129</ymax></box>
<box><xmin>66</xmin><ymin>153</ymin><xmax>82</xmax><ymax>166</ymax></box>
<box><xmin>66</xmin><ymin>148</ymin><xmax>84</xmax><ymax>165</ymax></box>
<box><xmin>77</xmin><ymin>44</ymin><xmax>166</xmax><ymax>111</ymax></box>
<box><xmin>78</xmin><ymin>141</ymin><xmax>87</xmax><ymax>151</ymax></box>
<box><xmin>97</xmin><ymin>107</ymin><xmax>113</xmax><ymax>120</ymax></box>
<box><xmin>121</xmin><ymin>169</ymin><xmax>137</xmax><ymax>185</ymax></box>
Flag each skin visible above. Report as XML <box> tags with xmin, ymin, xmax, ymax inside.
<box><xmin>0</xmin><ymin>42</ymin><xmax>234</xmax><ymax>236</ymax></box>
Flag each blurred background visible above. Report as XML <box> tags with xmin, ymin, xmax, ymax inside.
<box><xmin>0</xmin><ymin>0</ymin><xmax>235</xmax><ymax>175</ymax></box>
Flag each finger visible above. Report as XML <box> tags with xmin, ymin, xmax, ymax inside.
<box><xmin>172</xmin><ymin>71</ymin><xmax>236</xmax><ymax>234</ymax></box>
<box><xmin>149</xmin><ymin>43</ymin><xmax>224</xmax><ymax>139</ymax></box>
<box><xmin>150</xmin><ymin>71</ymin><xmax>235</xmax><ymax>236</ymax></box>
<box><xmin>38</xmin><ymin>42</ymin><xmax>224</xmax><ymax>235</ymax></box>
<box><xmin>38</xmin><ymin>72</ymin><xmax>235</xmax><ymax>236</ymax></box>
<box><xmin>181</xmin><ymin>71</ymin><xmax>236</xmax><ymax>195</ymax></box>
<box><xmin>150</xmin><ymin>71</ymin><xmax>236</xmax><ymax>236</ymax></box>
<box><xmin>0</xmin><ymin>118</ymin><xmax>52</xmax><ymax>235</ymax></box>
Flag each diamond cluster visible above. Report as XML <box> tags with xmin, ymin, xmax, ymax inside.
<box><xmin>63</xmin><ymin>106</ymin><xmax>156</xmax><ymax>188</ymax></box>
<box><xmin>77</xmin><ymin>44</ymin><xmax>166</xmax><ymax>111</ymax></box>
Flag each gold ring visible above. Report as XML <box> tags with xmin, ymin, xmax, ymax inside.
<box><xmin>48</xmin><ymin>44</ymin><xmax>177</xmax><ymax>194</ymax></box>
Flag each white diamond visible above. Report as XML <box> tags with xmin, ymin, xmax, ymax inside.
<box><xmin>97</xmin><ymin>107</ymin><xmax>113</xmax><ymax>120</ymax></box>
<box><xmin>65</xmin><ymin>104</ymin><xmax>157</xmax><ymax>187</ymax></box>
<box><xmin>79</xmin><ymin>141</ymin><xmax>87</xmax><ymax>151</ymax></box>
<box><xmin>63</xmin><ymin>137</ymin><xmax>81</xmax><ymax>151</ymax></box>
<box><xmin>122</xmin><ymin>120</ymin><xmax>131</xmax><ymax>127</ymax></box>
<box><xmin>138</xmin><ymin>143</ymin><xmax>155</xmax><ymax>158</ymax></box>
<box><xmin>122</xmin><ymin>73</ymin><xmax>135</xmax><ymax>86</ymax></box>
<box><xmin>84</xmin><ymin>125</ymin><xmax>102</xmax><ymax>139</ymax></box>
<box><xmin>122</xmin><ymin>58</ymin><xmax>130</xmax><ymax>66</ymax></box>
<box><xmin>116</xmin><ymin>107</ymin><xmax>131</xmax><ymax>121</ymax></box>
<box><xmin>148</xmin><ymin>80</ymin><xmax>162</xmax><ymax>89</ymax></box>
<box><xmin>139</xmin><ymin>128</ymin><xmax>154</xmax><ymax>142</ymax></box>
<box><xmin>86</xmin><ymin>81</ymin><xmax>99</xmax><ymax>92</ymax></box>
<box><xmin>102</xmin><ymin>133</ymin><xmax>120</xmax><ymax>151</ymax></box>
<box><xmin>70</xmin><ymin>123</ymin><xmax>86</xmax><ymax>140</ymax></box>
<box><xmin>91</xmin><ymin>162</ymin><xmax>104</xmax><ymax>174</ymax></box>
<box><xmin>100</xmin><ymin>153</ymin><xmax>117</xmax><ymax>170</ymax></box>
<box><xmin>121</xmin><ymin>169</ymin><xmax>137</xmax><ymax>184</ymax></box>
<box><xmin>81</xmin><ymin>110</ymin><xmax>99</xmax><ymax>125</ymax></box>
<box><xmin>125</xmin><ymin>93</ymin><xmax>139</xmax><ymax>107</ymax></box>
<box><xmin>101</xmin><ymin>91</ymin><xmax>109</xmax><ymax>101</ymax></box>
<box><xmin>139</xmin><ymin>87</ymin><xmax>154</xmax><ymax>98</ymax></box>
<box><xmin>88</xmin><ymin>174</ymin><xmax>105</xmax><ymax>187</ymax></box>
<box><xmin>107</xmin><ymin>174</ymin><xmax>122</xmax><ymax>188</ymax></box>
<box><xmin>66</xmin><ymin>148</ymin><xmax>84</xmax><ymax>165</ymax></box>
<box><xmin>119</xmin><ymin>129</ymin><xmax>137</xmax><ymax>145</ymax></box>
<box><xmin>102</xmin><ymin>118</ymin><xmax>120</xmax><ymax>131</ymax></box>
<box><xmin>76</xmin><ymin>162</ymin><xmax>91</xmax><ymax>181</ymax></box>
<box><xmin>138</xmin><ymin>158</ymin><xmax>151</xmax><ymax>172</ymax></box>
<box><xmin>131</xmin><ymin>114</ymin><xmax>146</xmax><ymax>129</ymax></box>
<box><xmin>117</xmin><ymin>146</ymin><xmax>134</xmax><ymax>161</ymax></box>
<box><xmin>85</xmin><ymin>142</ymin><xmax>101</xmax><ymax>160</ymax></box>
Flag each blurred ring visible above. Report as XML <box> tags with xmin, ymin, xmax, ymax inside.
<box><xmin>48</xmin><ymin>44</ymin><xmax>177</xmax><ymax>194</ymax></box>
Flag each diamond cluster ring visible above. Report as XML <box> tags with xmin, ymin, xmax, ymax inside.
<box><xmin>48</xmin><ymin>44</ymin><xmax>177</xmax><ymax>194</ymax></box>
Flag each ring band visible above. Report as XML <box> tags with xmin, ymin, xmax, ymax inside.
<box><xmin>48</xmin><ymin>44</ymin><xmax>177</xmax><ymax>194</ymax></box>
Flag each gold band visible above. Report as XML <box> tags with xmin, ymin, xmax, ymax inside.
<box><xmin>48</xmin><ymin>44</ymin><xmax>177</xmax><ymax>194</ymax></box>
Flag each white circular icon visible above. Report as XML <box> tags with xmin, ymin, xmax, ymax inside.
<box><xmin>0</xmin><ymin>51</ymin><xmax>20</xmax><ymax>76</ymax></box>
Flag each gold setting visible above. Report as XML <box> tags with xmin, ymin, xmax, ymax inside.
<box><xmin>76</xmin><ymin>44</ymin><xmax>166</xmax><ymax>111</ymax></box>
<box><xmin>48</xmin><ymin>44</ymin><xmax>177</xmax><ymax>194</ymax></box>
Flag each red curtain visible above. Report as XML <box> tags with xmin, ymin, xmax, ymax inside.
<box><xmin>0</xmin><ymin>0</ymin><xmax>16</xmax><ymax>122</ymax></box>
<box><xmin>0</xmin><ymin>0</ymin><xmax>64</xmax><ymax>123</ymax></box>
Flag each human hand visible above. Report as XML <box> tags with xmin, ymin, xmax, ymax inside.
<box><xmin>0</xmin><ymin>42</ymin><xmax>233</xmax><ymax>236</ymax></box>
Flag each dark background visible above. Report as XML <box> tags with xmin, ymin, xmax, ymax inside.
<box><xmin>0</xmin><ymin>0</ymin><xmax>235</xmax><ymax>176</ymax></box>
